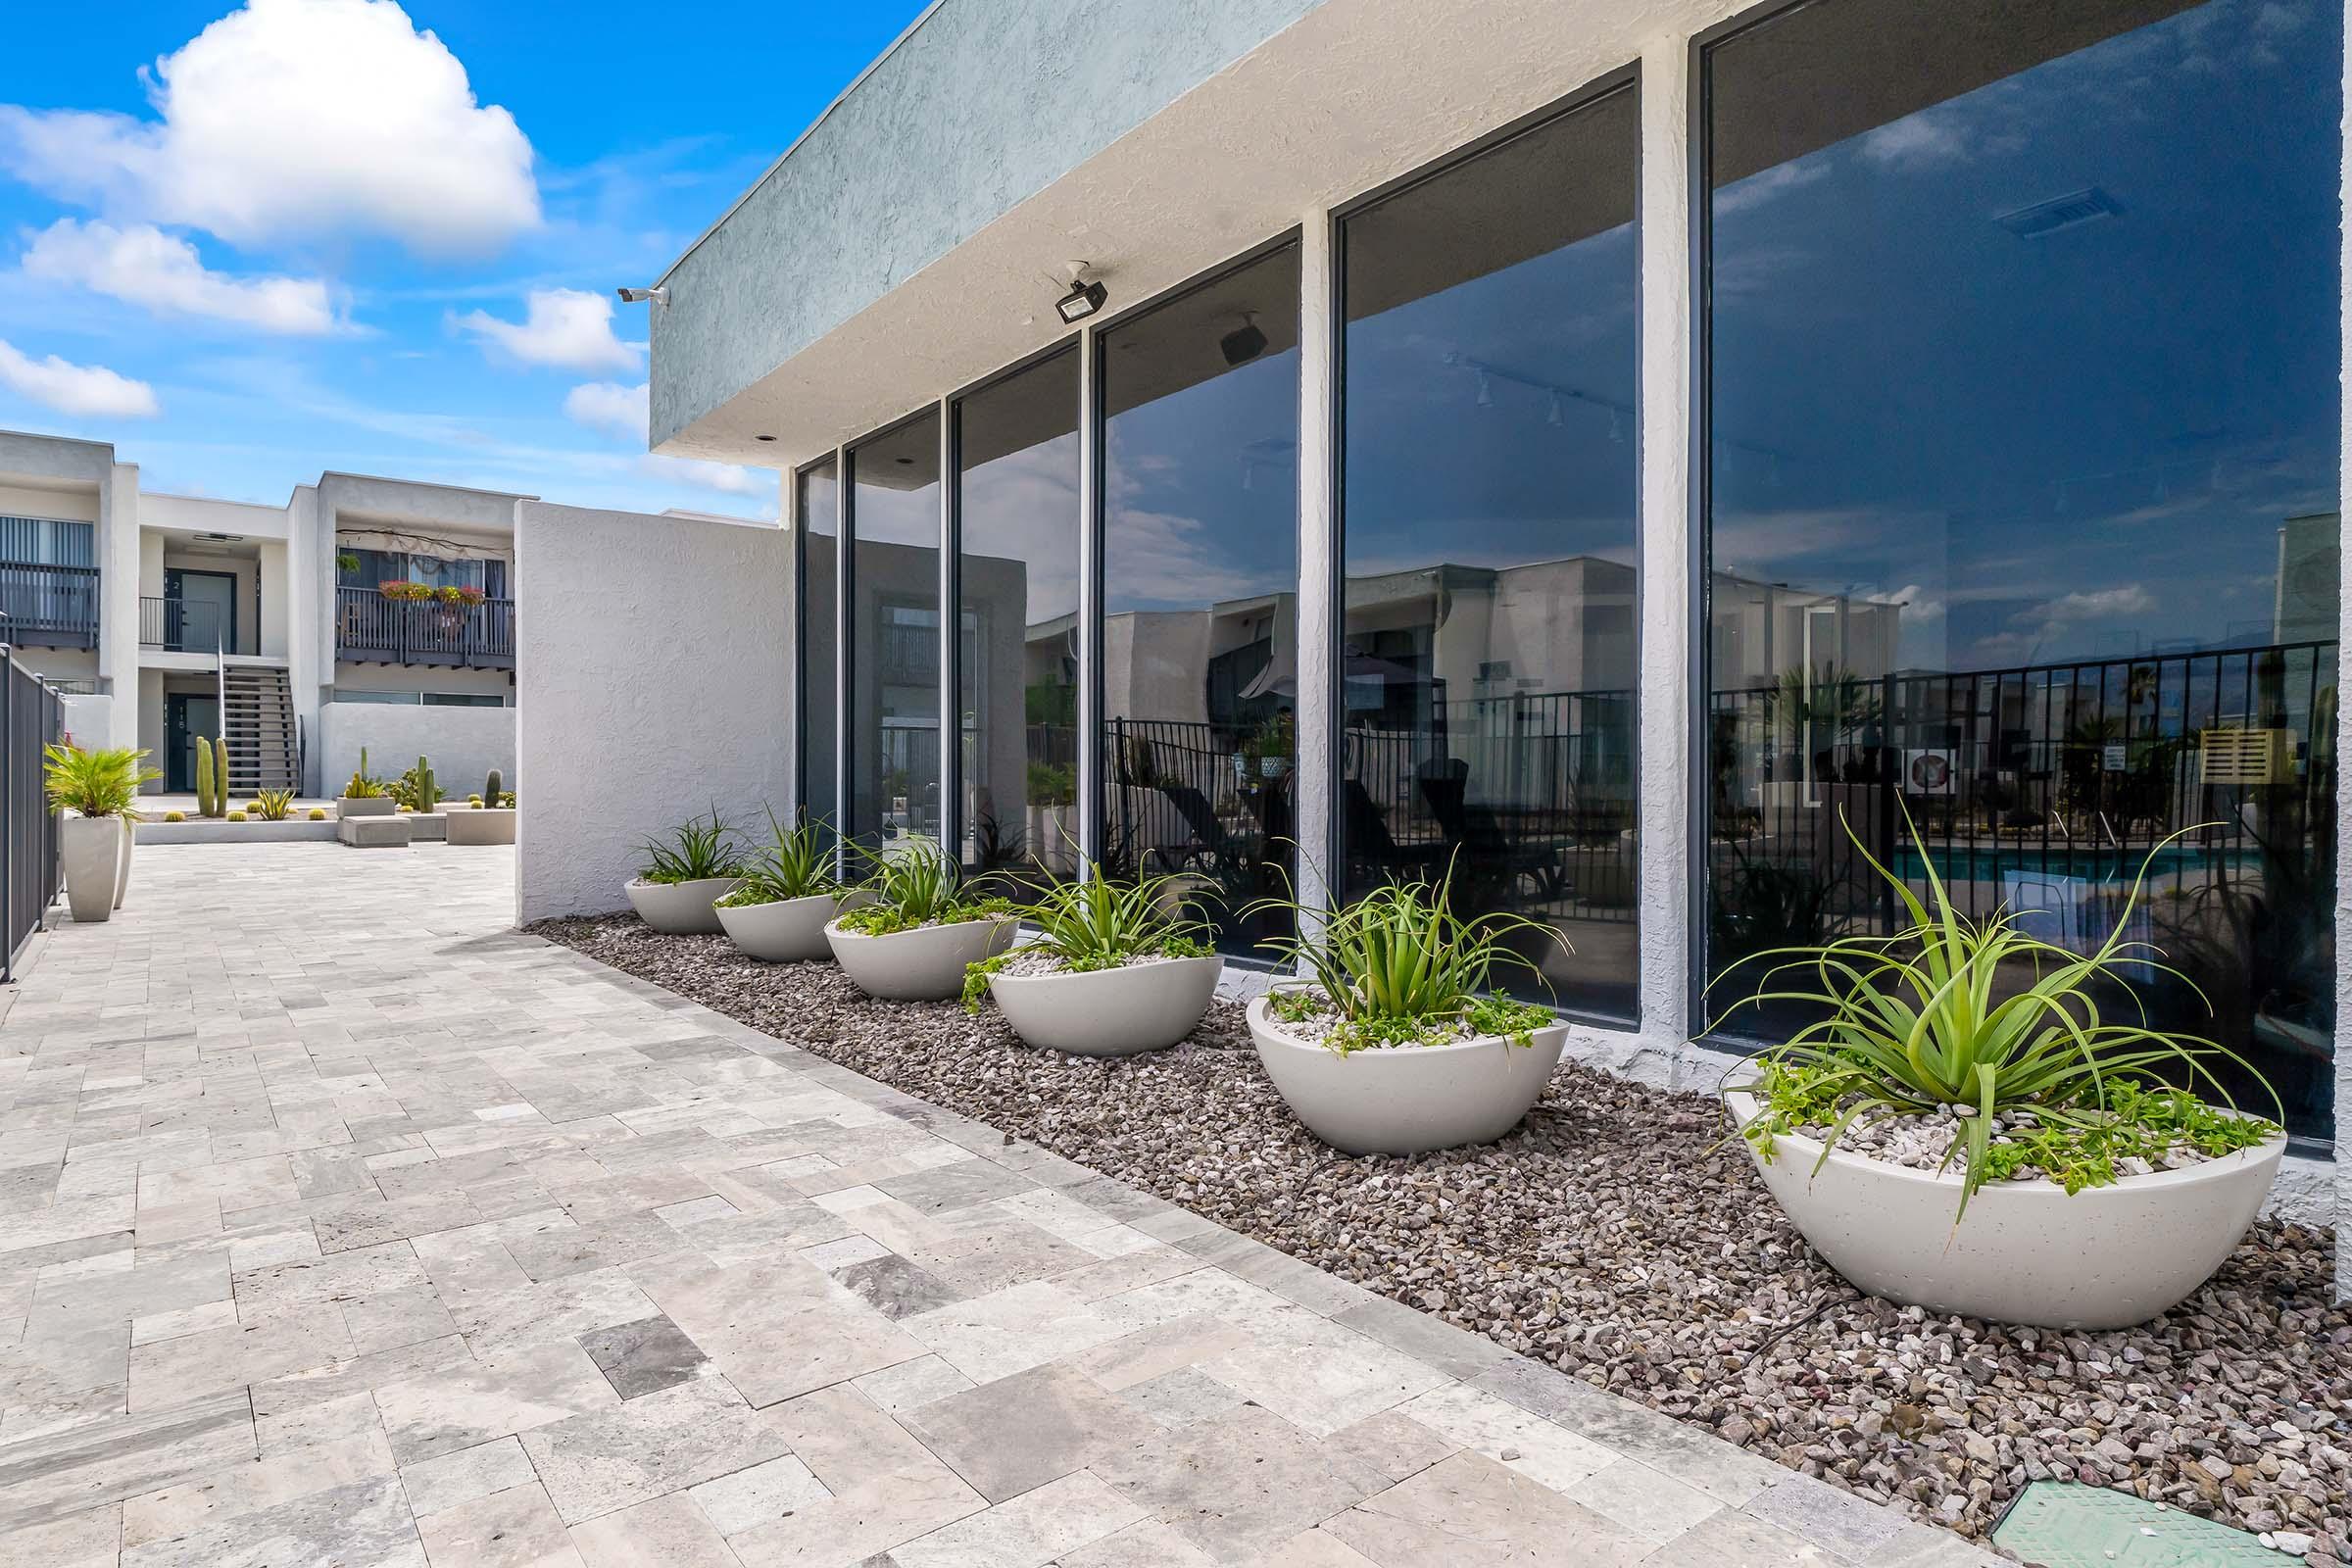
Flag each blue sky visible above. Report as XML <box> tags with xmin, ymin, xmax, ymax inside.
<box><xmin>0</xmin><ymin>0</ymin><xmax>927</xmax><ymax>514</ymax></box>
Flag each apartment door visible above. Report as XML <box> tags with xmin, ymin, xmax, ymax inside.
<box><xmin>165</xmin><ymin>692</ymin><xmax>220</xmax><ymax>793</ymax></box>
<box><xmin>165</xmin><ymin>567</ymin><xmax>238</xmax><ymax>654</ymax></box>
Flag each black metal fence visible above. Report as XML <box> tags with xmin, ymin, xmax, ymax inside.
<box><xmin>1</xmin><ymin>647</ymin><xmax>63</xmax><ymax>981</ymax></box>
<box><xmin>0</xmin><ymin>563</ymin><xmax>99</xmax><ymax>649</ymax></box>
<box><xmin>138</xmin><ymin>595</ymin><xmax>225</xmax><ymax>653</ymax></box>
<box><xmin>335</xmin><ymin>587</ymin><xmax>515</xmax><ymax>667</ymax></box>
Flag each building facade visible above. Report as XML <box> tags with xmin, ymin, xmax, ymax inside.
<box><xmin>0</xmin><ymin>429</ymin><xmax>520</xmax><ymax>798</ymax></box>
<box><xmin>637</xmin><ymin>0</ymin><xmax>2345</xmax><ymax>1200</ymax></box>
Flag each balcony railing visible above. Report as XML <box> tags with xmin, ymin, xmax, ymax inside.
<box><xmin>336</xmin><ymin>586</ymin><xmax>514</xmax><ymax>667</ymax></box>
<box><xmin>0</xmin><ymin>562</ymin><xmax>99</xmax><ymax>649</ymax></box>
<box><xmin>139</xmin><ymin>596</ymin><xmax>226</xmax><ymax>653</ymax></box>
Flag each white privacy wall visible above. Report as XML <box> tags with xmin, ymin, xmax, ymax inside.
<box><xmin>514</xmin><ymin>503</ymin><xmax>793</xmax><ymax>923</ymax></box>
<box><xmin>317</xmin><ymin>702</ymin><xmax>514</xmax><ymax>803</ymax></box>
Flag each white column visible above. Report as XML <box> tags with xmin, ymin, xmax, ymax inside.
<box><xmin>1076</xmin><ymin>328</ymin><xmax>1102</xmax><ymax>875</ymax></box>
<box><xmin>1636</xmin><ymin>34</ymin><xmax>1696</xmax><ymax>1062</ymax></box>
<box><xmin>98</xmin><ymin>462</ymin><xmax>141</xmax><ymax>753</ymax></box>
<box><xmin>1295</xmin><ymin>209</ymin><xmax>1338</xmax><ymax>942</ymax></box>
<box><xmin>937</xmin><ymin>402</ymin><xmax>958</xmax><ymax>861</ymax></box>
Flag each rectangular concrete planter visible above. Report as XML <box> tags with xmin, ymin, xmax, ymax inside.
<box><xmin>398</xmin><ymin>811</ymin><xmax>448</xmax><ymax>842</ymax></box>
<box><xmin>339</xmin><ymin>816</ymin><xmax>414</xmax><ymax>848</ymax></box>
<box><xmin>137</xmin><ymin>819</ymin><xmax>340</xmax><ymax>845</ymax></box>
<box><xmin>445</xmin><ymin>808</ymin><xmax>515</xmax><ymax>846</ymax></box>
<box><xmin>337</xmin><ymin>797</ymin><xmax>397</xmax><ymax>818</ymax></box>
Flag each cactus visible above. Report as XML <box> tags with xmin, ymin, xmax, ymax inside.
<box><xmin>414</xmin><ymin>755</ymin><xmax>439</xmax><ymax>812</ymax></box>
<box><xmin>213</xmin><ymin>736</ymin><xmax>230</xmax><ymax>816</ymax></box>
<box><xmin>193</xmin><ymin>736</ymin><xmax>215</xmax><ymax>818</ymax></box>
<box><xmin>484</xmin><ymin>767</ymin><xmax>503</xmax><ymax>808</ymax></box>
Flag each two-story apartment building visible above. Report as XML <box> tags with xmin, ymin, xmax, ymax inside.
<box><xmin>0</xmin><ymin>428</ymin><xmax>518</xmax><ymax>798</ymax></box>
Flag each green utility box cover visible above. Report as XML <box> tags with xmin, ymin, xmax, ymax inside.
<box><xmin>1992</xmin><ymin>1483</ymin><xmax>2293</xmax><ymax>1566</ymax></box>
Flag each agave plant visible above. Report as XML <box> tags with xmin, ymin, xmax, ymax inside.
<box><xmin>836</xmin><ymin>838</ymin><xmax>1008</xmax><ymax>936</ymax></box>
<box><xmin>249</xmin><ymin>788</ymin><xmax>296</xmax><ymax>821</ymax></box>
<box><xmin>1246</xmin><ymin>857</ymin><xmax>1567</xmax><ymax>1053</ymax></box>
<box><xmin>963</xmin><ymin>867</ymin><xmax>1215</xmax><ymax>1010</ymax></box>
<box><xmin>41</xmin><ymin>745</ymin><xmax>160</xmax><ymax>818</ymax></box>
<box><xmin>1714</xmin><ymin>803</ymin><xmax>2280</xmax><ymax>1218</ymax></box>
<box><xmin>717</xmin><ymin>809</ymin><xmax>843</xmax><ymax>907</ymax></box>
<box><xmin>637</xmin><ymin>808</ymin><xmax>746</xmax><ymax>885</ymax></box>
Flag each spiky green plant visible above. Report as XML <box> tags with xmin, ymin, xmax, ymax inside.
<box><xmin>637</xmin><ymin>807</ymin><xmax>746</xmax><ymax>884</ymax></box>
<box><xmin>836</xmin><ymin>838</ymin><xmax>1010</xmax><ymax>935</ymax></box>
<box><xmin>194</xmin><ymin>735</ymin><xmax>218</xmax><ymax>818</ymax></box>
<box><xmin>42</xmin><ymin>745</ymin><xmax>160</xmax><ymax>818</ymax></box>
<box><xmin>962</xmin><ymin>866</ymin><xmax>1215</xmax><ymax>1011</ymax></box>
<box><xmin>1245</xmin><ymin>857</ymin><xmax>1566</xmax><ymax>1053</ymax></box>
<box><xmin>214</xmin><ymin>736</ymin><xmax>230</xmax><ymax>814</ymax></box>
<box><xmin>484</xmin><ymin>767</ymin><xmax>503</xmax><ymax>806</ymax></box>
<box><xmin>1713</xmin><ymin>803</ymin><xmax>2280</xmax><ymax>1220</ymax></box>
<box><xmin>343</xmin><ymin>746</ymin><xmax>384</xmax><ymax>800</ymax></box>
<box><xmin>716</xmin><ymin>809</ymin><xmax>843</xmax><ymax>908</ymax></box>
<box><xmin>249</xmin><ymin>788</ymin><xmax>296</xmax><ymax>821</ymax></box>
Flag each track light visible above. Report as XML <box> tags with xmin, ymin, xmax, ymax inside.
<box><xmin>1221</xmin><ymin>314</ymin><xmax>1267</xmax><ymax>368</ymax></box>
<box><xmin>1055</xmin><ymin>264</ymin><xmax>1107</xmax><ymax>324</ymax></box>
<box><xmin>615</xmin><ymin>286</ymin><xmax>669</xmax><ymax>307</ymax></box>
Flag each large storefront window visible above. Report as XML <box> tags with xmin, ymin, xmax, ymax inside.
<box><xmin>1703</xmin><ymin>0</ymin><xmax>2342</xmax><ymax>1140</ymax></box>
<box><xmin>956</xmin><ymin>350</ymin><xmax>1080</xmax><ymax>882</ymax></box>
<box><xmin>1100</xmin><ymin>243</ymin><xmax>1301</xmax><ymax>957</ymax></box>
<box><xmin>847</xmin><ymin>416</ymin><xmax>942</xmax><ymax>853</ymax></box>
<box><xmin>797</xmin><ymin>458</ymin><xmax>840</xmax><ymax>838</ymax></box>
<box><xmin>1340</xmin><ymin>82</ymin><xmax>1641</xmax><ymax>1022</ymax></box>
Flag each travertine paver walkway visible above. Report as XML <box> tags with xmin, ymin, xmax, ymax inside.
<box><xmin>0</xmin><ymin>843</ymin><xmax>2001</xmax><ymax>1567</ymax></box>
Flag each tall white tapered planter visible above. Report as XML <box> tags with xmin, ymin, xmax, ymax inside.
<box><xmin>60</xmin><ymin>813</ymin><xmax>122</xmax><ymax>924</ymax></box>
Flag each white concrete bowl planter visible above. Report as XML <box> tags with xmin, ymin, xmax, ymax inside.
<box><xmin>1245</xmin><ymin>996</ymin><xmax>1567</xmax><ymax>1155</ymax></box>
<box><xmin>989</xmin><ymin>954</ymin><xmax>1223</xmax><ymax>1055</ymax></box>
<box><xmin>1723</xmin><ymin>1088</ymin><xmax>2286</xmax><ymax>1330</ymax></box>
<box><xmin>445</xmin><ymin>807</ymin><xmax>516</xmax><ymax>846</ymax></box>
<box><xmin>59</xmin><ymin>812</ymin><xmax>122</xmax><ymax>924</ymax></box>
<box><xmin>826</xmin><ymin>915</ymin><xmax>1015</xmax><ymax>1002</ymax></box>
<box><xmin>625</xmin><ymin>877</ymin><xmax>742</xmax><ymax>935</ymax></box>
<box><xmin>716</xmin><ymin>891</ymin><xmax>870</xmax><ymax>962</ymax></box>
<box><xmin>338</xmin><ymin>797</ymin><xmax>396</xmax><ymax>818</ymax></box>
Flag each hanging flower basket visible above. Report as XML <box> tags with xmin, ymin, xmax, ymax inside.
<box><xmin>379</xmin><ymin>581</ymin><xmax>435</xmax><ymax>602</ymax></box>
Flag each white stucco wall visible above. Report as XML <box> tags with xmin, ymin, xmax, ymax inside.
<box><xmin>514</xmin><ymin>504</ymin><xmax>792</xmax><ymax>924</ymax></box>
<box><xmin>317</xmin><ymin>701</ymin><xmax>514</xmax><ymax>803</ymax></box>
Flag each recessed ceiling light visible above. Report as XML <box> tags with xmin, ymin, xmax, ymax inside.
<box><xmin>756</xmin><ymin>434</ymin><xmax>777</xmax><ymax>443</ymax></box>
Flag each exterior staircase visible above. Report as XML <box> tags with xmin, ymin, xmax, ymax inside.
<box><xmin>220</xmin><ymin>663</ymin><xmax>298</xmax><ymax>795</ymax></box>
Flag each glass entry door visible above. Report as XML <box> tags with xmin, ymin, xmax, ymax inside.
<box><xmin>165</xmin><ymin>692</ymin><xmax>220</xmax><ymax>793</ymax></box>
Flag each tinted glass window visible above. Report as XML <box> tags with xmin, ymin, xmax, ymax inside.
<box><xmin>1704</xmin><ymin>0</ymin><xmax>2341</xmax><ymax>1139</ymax></box>
<box><xmin>798</xmin><ymin>458</ymin><xmax>840</xmax><ymax>838</ymax></box>
<box><xmin>1341</xmin><ymin>84</ymin><xmax>1641</xmax><ymax>1021</ymax></box>
<box><xmin>956</xmin><ymin>350</ymin><xmax>1080</xmax><ymax>882</ymax></box>
<box><xmin>849</xmin><ymin>415</ymin><xmax>943</xmax><ymax>853</ymax></box>
<box><xmin>1100</xmin><ymin>243</ymin><xmax>1300</xmax><ymax>957</ymax></box>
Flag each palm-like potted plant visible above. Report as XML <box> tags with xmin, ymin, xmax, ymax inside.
<box><xmin>962</xmin><ymin>869</ymin><xmax>1221</xmax><ymax>1054</ymax></box>
<box><xmin>715</xmin><ymin>810</ymin><xmax>859</xmax><ymax>961</ymax></box>
<box><xmin>1713</xmin><ymin>808</ymin><xmax>2284</xmax><ymax>1329</ymax></box>
<box><xmin>42</xmin><ymin>745</ymin><xmax>159</xmax><ymax>923</ymax></box>
<box><xmin>1243</xmin><ymin>863</ymin><xmax>1571</xmax><ymax>1154</ymax></box>
<box><xmin>625</xmin><ymin>808</ymin><xmax>746</xmax><ymax>933</ymax></box>
<box><xmin>824</xmin><ymin>840</ymin><xmax>1015</xmax><ymax>1002</ymax></box>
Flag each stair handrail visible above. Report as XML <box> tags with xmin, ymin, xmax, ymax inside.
<box><xmin>215</xmin><ymin>625</ymin><xmax>226</xmax><ymax>789</ymax></box>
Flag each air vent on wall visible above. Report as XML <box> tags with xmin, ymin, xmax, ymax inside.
<box><xmin>1994</xmin><ymin>187</ymin><xmax>2122</xmax><ymax>239</ymax></box>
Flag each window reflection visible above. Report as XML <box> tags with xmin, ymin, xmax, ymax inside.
<box><xmin>848</xmin><ymin>415</ymin><xmax>942</xmax><ymax>854</ymax></box>
<box><xmin>956</xmin><ymin>351</ymin><xmax>1081</xmax><ymax>883</ymax></box>
<box><xmin>798</xmin><ymin>458</ymin><xmax>839</xmax><ymax>842</ymax></box>
<box><xmin>1704</xmin><ymin>0</ymin><xmax>2341</xmax><ymax>1140</ymax></box>
<box><xmin>1101</xmin><ymin>244</ymin><xmax>1301</xmax><ymax>957</ymax></box>
<box><xmin>1340</xmin><ymin>83</ymin><xmax>1642</xmax><ymax>1022</ymax></box>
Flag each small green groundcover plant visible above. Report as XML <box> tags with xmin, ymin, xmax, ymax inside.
<box><xmin>1713</xmin><ymin>806</ymin><xmax>2279</xmax><ymax>1220</ymax></box>
<box><xmin>717</xmin><ymin>810</ymin><xmax>844</xmax><ymax>908</ymax></box>
<box><xmin>637</xmin><ymin>808</ymin><xmax>746</xmax><ymax>885</ymax></box>
<box><xmin>962</xmin><ymin>867</ymin><xmax>1217</xmax><ymax>1011</ymax></box>
<box><xmin>1249</xmin><ymin>858</ymin><xmax>1566</xmax><ymax>1054</ymax></box>
<box><xmin>834</xmin><ymin>839</ymin><xmax>1011</xmax><ymax>937</ymax></box>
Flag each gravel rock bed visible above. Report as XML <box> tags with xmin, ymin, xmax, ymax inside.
<box><xmin>1798</xmin><ymin>1105</ymin><xmax>2226</xmax><ymax>1179</ymax></box>
<box><xmin>533</xmin><ymin>912</ymin><xmax>2351</xmax><ymax>1555</ymax></box>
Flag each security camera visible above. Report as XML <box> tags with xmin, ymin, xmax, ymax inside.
<box><xmin>615</xmin><ymin>286</ymin><xmax>670</xmax><ymax>307</ymax></box>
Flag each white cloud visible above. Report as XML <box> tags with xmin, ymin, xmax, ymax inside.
<box><xmin>0</xmin><ymin>0</ymin><xmax>538</xmax><ymax>258</ymax></box>
<box><xmin>0</xmin><ymin>338</ymin><xmax>158</xmax><ymax>416</ymax></box>
<box><xmin>462</xmin><ymin>289</ymin><xmax>641</xmax><ymax>372</ymax></box>
<box><xmin>1859</xmin><ymin>112</ymin><xmax>1968</xmax><ymax>169</ymax></box>
<box><xmin>563</xmin><ymin>379</ymin><xmax>648</xmax><ymax>442</ymax></box>
<box><xmin>645</xmin><ymin>454</ymin><xmax>762</xmax><ymax>496</ymax></box>
<box><xmin>2038</xmin><ymin>584</ymin><xmax>2155</xmax><ymax>620</ymax></box>
<box><xmin>20</xmin><ymin>219</ymin><xmax>338</xmax><ymax>334</ymax></box>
